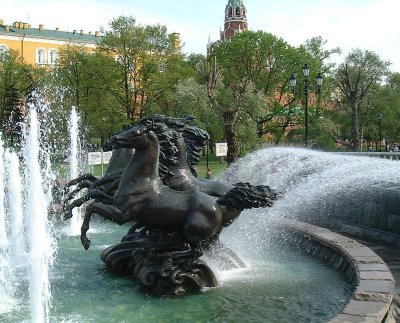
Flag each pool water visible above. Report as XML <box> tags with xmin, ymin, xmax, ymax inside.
<box><xmin>1</xmin><ymin>220</ymin><xmax>353</xmax><ymax>323</ymax></box>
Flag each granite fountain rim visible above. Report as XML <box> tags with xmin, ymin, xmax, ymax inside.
<box><xmin>275</xmin><ymin>218</ymin><xmax>395</xmax><ymax>323</ymax></box>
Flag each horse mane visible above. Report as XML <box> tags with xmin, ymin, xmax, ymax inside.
<box><xmin>183</xmin><ymin>126</ymin><xmax>209</xmax><ymax>177</ymax></box>
<box><xmin>139</xmin><ymin>115</ymin><xmax>210</xmax><ymax>177</ymax></box>
<box><xmin>139</xmin><ymin>118</ymin><xmax>180</xmax><ymax>181</ymax></box>
<box><xmin>217</xmin><ymin>183</ymin><xmax>277</xmax><ymax>211</ymax></box>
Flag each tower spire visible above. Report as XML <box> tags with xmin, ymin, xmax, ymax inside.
<box><xmin>221</xmin><ymin>0</ymin><xmax>248</xmax><ymax>41</ymax></box>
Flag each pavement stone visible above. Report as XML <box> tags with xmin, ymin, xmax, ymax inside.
<box><xmin>343</xmin><ymin>300</ymin><xmax>389</xmax><ymax>318</ymax></box>
<box><xmin>338</xmin><ymin>232</ymin><xmax>400</xmax><ymax>293</ymax></box>
<box><xmin>357</xmin><ymin>279</ymin><xmax>394</xmax><ymax>294</ymax></box>
<box><xmin>329</xmin><ymin>314</ymin><xmax>378</xmax><ymax>323</ymax></box>
<box><xmin>358</xmin><ymin>263</ymin><xmax>388</xmax><ymax>271</ymax></box>
<box><xmin>359</xmin><ymin>270</ymin><xmax>395</xmax><ymax>280</ymax></box>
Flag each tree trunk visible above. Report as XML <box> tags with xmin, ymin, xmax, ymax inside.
<box><xmin>350</xmin><ymin>92</ymin><xmax>360</xmax><ymax>151</ymax></box>
<box><xmin>224</xmin><ymin>112</ymin><xmax>238</xmax><ymax>165</ymax></box>
<box><xmin>225</xmin><ymin>123</ymin><xmax>238</xmax><ymax>165</ymax></box>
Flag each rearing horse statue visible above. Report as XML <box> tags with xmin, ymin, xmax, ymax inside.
<box><xmin>69</xmin><ymin>119</ymin><xmax>277</xmax><ymax>296</ymax></box>
<box><xmin>80</xmin><ymin>123</ymin><xmax>224</xmax><ymax>259</ymax></box>
<box><xmin>81</xmin><ymin>122</ymin><xmax>275</xmax><ymax>256</ymax></box>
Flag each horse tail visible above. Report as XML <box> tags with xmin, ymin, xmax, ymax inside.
<box><xmin>217</xmin><ymin>182</ymin><xmax>277</xmax><ymax>210</ymax></box>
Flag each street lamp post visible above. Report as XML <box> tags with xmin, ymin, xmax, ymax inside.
<box><xmin>303</xmin><ymin>64</ymin><xmax>310</xmax><ymax>146</ymax></box>
<box><xmin>377</xmin><ymin>114</ymin><xmax>383</xmax><ymax>152</ymax></box>
<box><xmin>289</xmin><ymin>65</ymin><xmax>323</xmax><ymax>147</ymax></box>
<box><xmin>206</xmin><ymin>122</ymin><xmax>210</xmax><ymax>169</ymax></box>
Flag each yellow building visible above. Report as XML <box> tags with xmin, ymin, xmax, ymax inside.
<box><xmin>0</xmin><ymin>19</ymin><xmax>102</xmax><ymax>66</ymax></box>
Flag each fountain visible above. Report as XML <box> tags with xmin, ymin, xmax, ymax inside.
<box><xmin>1</xmin><ymin>113</ymin><xmax>397</xmax><ymax>321</ymax></box>
<box><xmin>64</xmin><ymin>117</ymin><xmax>278</xmax><ymax>296</ymax></box>
<box><xmin>5</xmin><ymin>150</ymin><xmax>26</xmax><ymax>266</ymax></box>
<box><xmin>67</xmin><ymin>106</ymin><xmax>83</xmax><ymax>235</ymax></box>
<box><xmin>0</xmin><ymin>108</ymin><xmax>56</xmax><ymax>323</ymax></box>
<box><xmin>24</xmin><ymin>108</ymin><xmax>56</xmax><ymax>323</ymax></box>
<box><xmin>0</xmin><ymin>136</ymin><xmax>15</xmax><ymax>314</ymax></box>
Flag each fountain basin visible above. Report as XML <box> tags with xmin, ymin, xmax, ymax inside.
<box><xmin>1</xmin><ymin>218</ymin><xmax>358</xmax><ymax>322</ymax></box>
<box><xmin>276</xmin><ymin>219</ymin><xmax>395</xmax><ymax>322</ymax></box>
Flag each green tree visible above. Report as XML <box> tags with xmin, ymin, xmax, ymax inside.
<box><xmin>199</xmin><ymin>31</ymin><xmax>328</xmax><ymax>162</ymax></box>
<box><xmin>99</xmin><ymin>16</ymin><xmax>180</xmax><ymax>120</ymax></box>
<box><xmin>335</xmin><ymin>49</ymin><xmax>391</xmax><ymax>151</ymax></box>
<box><xmin>199</xmin><ymin>31</ymin><xmax>285</xmax><ymax>163</ymax></box>
<box><xmin>49</xmin><ymin>45</ymin><xmax>129</xmax><ymax>144</ymax></box>
<box><xmin>173</xmin><ymin>77</ymin><xmax>225</xmax><ymax>143</ymax></box>
<box><xmin>0</xmin><ymin>49</ymin><xmax>38</xmax><ymax>146</ymax></box>
<box><xmin>53</xmin><ymin>44</ymin><xmax>89</xmax><ymax>110</ymax></box>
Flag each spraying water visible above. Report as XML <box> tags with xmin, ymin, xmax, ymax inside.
<box><xmin>68</xmin><ymin>106</ymin><xmax>82</xmax><ymax>235</ymax></box>
<box><xmin>5</xmin><ymin>150</ymin><xmax>26</xmax><ymax>266</ymax></box>
<box><xmin>24</xmin><ymin>108</ymin><xmax>56</xmax><ymax>323</ymax></box>
<box><xmin>222</xmin><ymin>147</ymin><xmax>400</xmax><ymax>261</ymax></box>
<box><xmin>0</xmin><ymin>137</ymin><xmax>7</xmax><ymax>252</ymax></box>
<box><xmin>0</xmin><ymin>136</ymin><xmax>15</xmax><ymax>314</ymax></box>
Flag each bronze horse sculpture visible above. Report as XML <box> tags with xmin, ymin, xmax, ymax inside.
<box><xmin>80</xmin><ymin>122</ymin><xmax>274</xmax><ymax>250</ymax></box>
<box><xmin>64</xmin><ymin>115</ymin><xmax>237</xmax><ymax>219</ymax></box>
<box><xmin>73</xmin><ymin>121</ymin><xmax>276</xmax><ymax>295</ymax></box>
<box><xmin>63</xmin><ymin>116</ymin><xmax>201</xmax><ymax>217</ymax></box>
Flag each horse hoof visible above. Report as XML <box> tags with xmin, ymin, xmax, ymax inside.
<box><xmin>63</xmin><ymin>212</ymin><xmax>72</xmax><ymax>221</ymax></box>
<box><xmin>82</xmin><ymin>238</ymin><xmax>91</xmax><ymax>250</ymax></box>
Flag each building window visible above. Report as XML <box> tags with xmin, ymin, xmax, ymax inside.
<box><xmin>228</xmin><ymin>7</ymin><xmax>233</xmax><ymax>17</ymax></box>
<box><xmin>49</xmin><ymin>49</ymin><xmax>58</xmax><ymax>64</ymax></box>
<box><xmin>36</xmin><ymin>48</ymin><xmax>46</xmax><ymax>64</ymax></box>
<box><xmin>0</xmin><ymin>44</ymin><xmax>8</xmax><ymax>53</ymax></box>
<box><xmin>236</xmin><ymin>7</ymin><xmax>241</xmax><ymax>16</ymax></box>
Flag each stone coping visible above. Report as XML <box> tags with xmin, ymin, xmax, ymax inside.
<box><xmin>276</xmin><ymin>219</ymin><xmax>395</xmax><ymax>323</ymax></box>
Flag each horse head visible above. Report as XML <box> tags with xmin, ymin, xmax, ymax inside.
<box><xmin>109</xmin><ymin>123</ymin><xmax>180</xmax><ymax>165</ymax></box>
<box><xmin>110</xmin><ymin>124</ymin><xmax>150</xmax><ymax>150</ymax></box>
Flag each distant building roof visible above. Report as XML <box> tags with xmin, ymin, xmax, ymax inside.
<box><xmin>0</xmin><ymin>21</ymin><xmax>103</xmax><ymax>44</ymax></box>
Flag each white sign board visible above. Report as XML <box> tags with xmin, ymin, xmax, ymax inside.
<box><xmin>102</xmin><ymin>151</ymin><xmax>113</xmax><ymax>164</ymax></box>
<box><xmin>88</xmin><ymin>151</ymin><xmax>113</xmax><ymax>165</ymax></box>
<box><xmin>215</xmin><ymin>142</ymin><xmax>228</xmax><ymax>157</ymax></box>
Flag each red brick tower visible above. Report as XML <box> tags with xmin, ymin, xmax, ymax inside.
<box><xmin>220</xmin><ymin>0</ymin><xmax>248</xmax><ymax>41</ymax></box>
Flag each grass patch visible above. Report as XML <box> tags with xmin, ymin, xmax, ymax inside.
<box><xmin>55</xmin><ymin>153</ymin><xmax>228</xmax><ymax>180</ymax></box>
<box><xmin>195</xmin><ymin>154</ymin><xmax>228</xmax><ymax>179</ymax></box>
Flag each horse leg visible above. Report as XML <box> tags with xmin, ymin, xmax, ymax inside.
<box><xmin>174</xmin><ymin>208</ymin><xmax>222</xmax><ymax>260</ymax></box>
<box><xmin>98</xmin><ymin>179</ymin><xmax>120</xmax><ymax>198</ymax></box>
<box><xmin>108</xmin><ymin>179</ymin><xmax>120</xmax><ymax>192</ymax></box>
<box><xmin>63</xmin><ymin>188</ymin><xmax>114</xmax><ymax>220</ymax></box>
<box><xmin>66</xmin><ymin>175</ymin><xmax>120</xmax><ymax>203</ymax></box>
<box><xmin>92</xmin><ymin>174</ymin><xmax>121</xmax><ymax>188</ymax></box>
<box><xmin>63</xmin><ymin>194</ymin><xmax>91</xmax><ymax>220</ymax></box>
<box><xmin>64</xmin><ymin>173</ymin><xmax>98</xmax><ymax>190</ymax></box>
<box><xmin>183</xmin><ymin>209</ymin><xmax>222</xmax><ymax>253</ymax></box>
<box><xmin>88</xmin><ymin>189</ymin><xmax>114</xmax><ymax>204</ymax></box>
<box><xmin>64</xmin><ymin>180</ymin><xmax>93</xmax><ymax>203</ymax></box>
<box><xmin>81</xmin><ymin>202</ymin><xmax>125</xmax><ymax>249</ymax></box>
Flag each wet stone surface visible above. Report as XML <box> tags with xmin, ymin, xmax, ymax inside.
<box><xmin>276</xmin><ymin>219</ymin><xmax>396</xmax><ymax>323</ymax></box>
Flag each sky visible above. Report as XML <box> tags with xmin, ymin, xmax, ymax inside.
<box><xmin>2</xmin><ymin>0</ymin><xmax>400</xmax><ymax>71</ymax></box>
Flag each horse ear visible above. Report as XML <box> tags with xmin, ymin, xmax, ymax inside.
<box><xmin>183</xmin><ymin>115</ymin><xmax>196</xmax><ymax>123</ymax></box>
